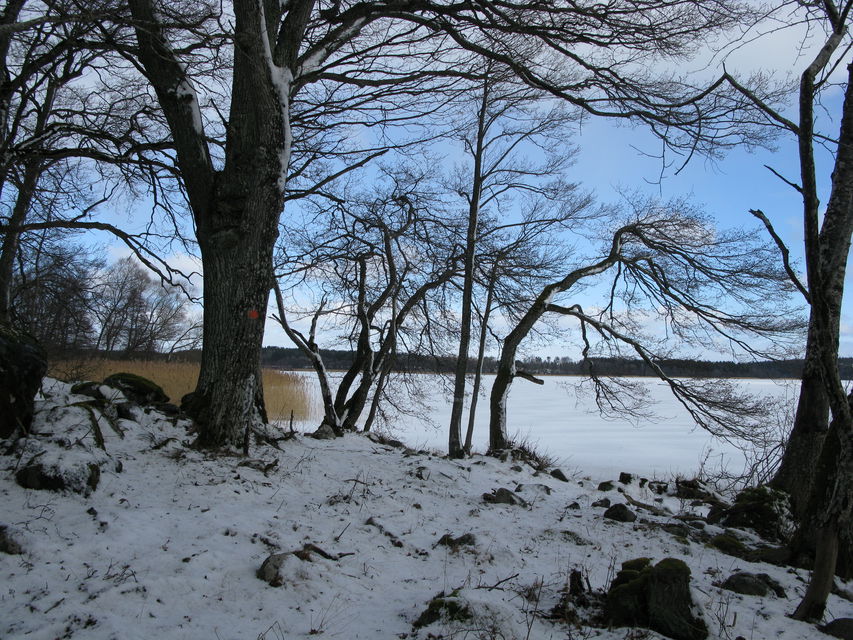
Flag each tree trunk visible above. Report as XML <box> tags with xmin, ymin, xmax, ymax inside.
<box><xmin>464</xmin><ymin>262</ymin><xmax>496</xmax><ymax>454</ymax></box>
<box><xmin>771</xmin><ymin>320</ymin><xmax>829</xmax><ymax>517</ymax></box>
<box><xmin>789</xmin><ymin>65</ymin><xmax>853</xmax><ymax>600</ymax></box>
<box><xmin>0</xmin><ymin>159</ymin><xmax>40</xmax><ymax>324</ymax></box>
<box><xmin>191</xmin><ymin>212</ymin><xmax>277</xmax><ymax>447</ymax></box>
<box><xmin>129</xmin><ymin>0</ymin><xmax>293</xmax><ymax>448</ymax></box>
<box><xmin>448</xmin><ymin>80</ymin><xmax>489</xmax><ymax>459</ymax></box>
<box><xmin>489</xmin><ymin>301</ymin><xmax>546</xmax><ymax>451</ymax></box>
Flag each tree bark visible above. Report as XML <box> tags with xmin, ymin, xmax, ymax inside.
<box><xmin>771</xmin><ymin>320</ymin><xmax>829</xmax><ymax>517</ymax></box>
<box><xmin>130</xmin><ymin>0</ymin><xmax>290</xmax><ymax>447</ymax></box>
<box><xmin>791</xmin><ymin>62</ymin><xmax>853</xmax><ymax>610</ymax></box>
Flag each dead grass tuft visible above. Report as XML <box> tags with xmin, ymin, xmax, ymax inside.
<box><xmin>48</xmin><ymin>358</ymin><xmax>314</xmax><ymax>421</ymax></box>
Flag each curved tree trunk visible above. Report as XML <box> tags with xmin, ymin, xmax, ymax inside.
<box><xmin>489</xmin><ymin>300</ymin><xmax>547</xmax><ymax>451</ymax></box>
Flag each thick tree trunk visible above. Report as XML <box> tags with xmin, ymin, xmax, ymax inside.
<box><xmin>130</xmin><ymin>0</ymin><xmax>295</xmax><ymax>448</ymax></box>
<box><xmin>771</xmin><ymin>321</ymin><xmax>829</xmax><ymax>516</ymax></box>
<box><xmin>191</xmin><ymin>221</ymin><xmax>276</xmax><ymax>447</ymax></box>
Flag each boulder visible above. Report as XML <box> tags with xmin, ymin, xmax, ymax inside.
<box><xmin>720</xmin><ymin>572</ymin><xmax>786</xmax><ymax>598</ymax></box>
<box><xmin>706</xmin><ymin>486</ymin><xmax>793</xmax><ymax>542</ymax></box>
<box><xmin>607</xmin><ymin>557</ymin><xmax>707</xmax><ymax>640</ymax></box>
<box><xmin>604</xmin><ymin>503</ymin><xmax>637</xmax><ymax>523</ymax></box>
<box><xmin>102</xmin><ymin>373</ymin><xmax>168</xmax><ymax>405</ymax></box>
<box><xmin>70</xmin><ymin>381</ymin><xmax>106</xmax><ymax>400</ymax></box>
<box><xmin>619</xmin><ymin>472</ymin><xmax>634</xmax><ymax>484</ymax></box>
<box><xmin>598</xmin><ymin>481</ymin><xmax>615</xmax><ymax>491</ymax></box>
<box><xmin>821</xmin><ymin>619</ymin><xmax>853</xmax><ymax>640</ymax></box>
<box><xmin>0</xmin><ymin>524</ymin><xmax>25</xmax><ymax>554</ymax></box>
<box><xmin>257</xmin><ymin>552</ymin><xmax>291</xmax><ymax>587</ymax></box>
<box><xmin>0</xmin><ymin>324</ymin><xmax>46</xmax><ymax>438</ymax></box>
<box><xmin>592</xmin><ymin>497</ymin><xmax>612</xmax><ymax>508</ymax></box>
<box><xmin>16</xmin><ymin>460</ymin><xmax>100</xmax><ymax>495</ymax></box>
<box><xmin>550</xmin><ymin>468</ymin><xmax>569</xmax><ymax>482</ymax></box>
<box><xmin>311</xmin><ymin>423</ymin><xmax>337</xmax><ymax>440</ymax></box>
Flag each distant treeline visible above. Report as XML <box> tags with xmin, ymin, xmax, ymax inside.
<box><xmin>258</xmin><ymin>346</ymin><xmax>853</xmax><ymax>380</ymax></box>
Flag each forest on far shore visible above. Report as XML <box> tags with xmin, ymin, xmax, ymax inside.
<box><xmin>249</xmin><ymin>347</ymin><xmax>853</xmax><ymax>380</ymax></box>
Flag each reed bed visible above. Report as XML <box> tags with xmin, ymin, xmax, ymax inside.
<box><xmin>48</xmin><ymin>359</ymin><xmax>314</xmax><ymax>422</ymax></box>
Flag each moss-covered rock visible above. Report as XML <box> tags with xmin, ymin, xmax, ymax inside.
<box><xmin>706</xmin><ymin>486</ymin><xmax>793</xmax><ymax>542</ymax></box>
<box><xmin>103</xmin><ymin>372</ymin><xmax>169</xmax><ymax>405</ymax></box>
<box><xmin>709</xmin><ymin>533</ymin><xmax>747</xmax><ymax>557</ymax></box>
<box><xmin>413</xmin><ymin>592</ymin><xmax>472</xmax><ymax>628</ymax></box>
<box><xmin>606</xmin><ymin>557</ymin><xmax>707</xmax><ymax>640</ymax></box>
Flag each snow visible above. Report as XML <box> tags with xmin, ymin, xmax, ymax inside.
<box><xmin>292</xmin><ymin>374</ymin><xmax>799</xmax><ymax>479</ymax></box>
<box><xmin>1</xmin><ymin>378</ymin><xmax>851</xmax><ymax>640</ymax></box>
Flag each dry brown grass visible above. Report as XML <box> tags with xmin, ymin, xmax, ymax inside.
<box><xmin>48</xmin><ymin>358</ymin><xmax>315</xmax><ymax>421</ymax></box>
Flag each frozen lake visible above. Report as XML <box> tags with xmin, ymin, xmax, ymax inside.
<box><xmin>288</xmin><ymin>373</ymin><xmax>800</xmax><ymax>481</ymax></box>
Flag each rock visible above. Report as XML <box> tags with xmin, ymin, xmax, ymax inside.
<box><xmin>821</xmin><ymin>619</ymin><xmax>853</xmax><ymax>640</ymax></box>
<box><xmin>71</xmin><ymin>381</ymin><xmax>106</xmax><ymax>400</ymax></box>
<box><xmin>604</xmin><ymin>503</ymin><xmax>637</xmax><ymax>523</ymax></box>
<box><xmin>706</xmin><ymin>486</ymin><xmax>793</xmax><ymax>542</ymax></box>
<box><xmin>115</xmin><ymin>402</ymin><xmax>139</xmax><ymax>421</ymax></box>
<box><xmin>257</xmin><ymin>552</ymin><xmax>290</xmax><ymax>587</ymax></box>
<box><xmin>414</xmin><ymin>593</ymin><xmax>472</xmax><ymax>629</ymax></box>
<box><xmin>0</xmin><ymin>324</ymin><xmax>46</xmax><ymax>439</ymax></box>
<box><xmin>567</xmin><ymin>501</ymin><xmax>581</xmax><ymax>510</ymax></box>
<box><xmin>436</xmin><ymin>533</ymin><xmax>476</xmax><ymax>549</ymax></box>
<box><xmin>607</xmin><ymin>557</ymin><xmax>707</xmax><ymax>640</ymax></box>
<box><xmin>720</xmin><ymin>572</ymin><xmax>785</xmax><ymax>598</ymax></box>
<box><xmin>311</xmin><ymin>423</ymin><xmax>337</xmax><ymax>440</ymax></box>
<box><xmin>514</xmin><ymin>483</ymin><xmax>552</xmax><ymax>496</ymax></box>
<box><xmin>0</xmin><ymin>524</ymin><xmax>24</xmax><ymax>554</ymax></box>
<box><xmin>550</xmin><ymin>468</ymin><xmax>569</xmax><ymax>482</ymax></box>
<box><xmin>709</xmin><ymin>533</ymin><xmax>747</xmax><ymax>557</ymax></box>
<box><xmin>598</xmin><ymin>481</ymin><xmax>615</xmax><ymax>491</ymax></box>
<box><xmin>16</xmin><ymin>461</ymin><xmax>100</xmax><ymax>494</ymax></box>
<box><xmin>102</xmin><ymin>372</ymin><xmax>168</xmax><ymax>405</ymax></box>
<box><xmin>482</xmin><ymin>488</ymin><xmax>527</xmax><ymax>507</ymax></box>
<box><xmin>648</xmin><ymin>481</ymin><xmax>668</xmax><ymax>495</ymax></box>
<box><xmin>619</xmin><ymin>472</ymin><xmax>634</xmax><ymax>484</ymax></box>
<box><xmin>152</xmin><ymin>402</ymin><xmax>181</xmax><ymax>417</ymax></box>
<box><xmin>675</xmin><ymin>478</ymin><xmax>715</xmax><ymax>502</ymax></box>
<box><xmin>592</xmin><ymin>497</ymin><xmax>611</xmax><ymax>508</ymax></box>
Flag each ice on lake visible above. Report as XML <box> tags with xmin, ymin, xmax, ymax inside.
<box><xmin>288</xmin><ymin>373</ymin><xmax>800</xmax><ymax>480</ymax></box>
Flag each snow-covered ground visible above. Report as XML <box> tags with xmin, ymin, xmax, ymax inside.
<box><xmin>290</xmin><ymin>374</ymin><xmax>799</xmax><ymax>478</ymax></box>
<box><xmin>2</xmin><ymin>378</ymin><xmax>850</xmax><ymax>640</ymax></box>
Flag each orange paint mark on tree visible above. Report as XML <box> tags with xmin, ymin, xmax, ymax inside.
<box><xmin>247</xmin><ymin>309</ymin><xmax>260</xmax><ymax>320</ymax></box>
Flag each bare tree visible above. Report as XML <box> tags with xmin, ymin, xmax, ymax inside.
<box><xmin>92</xmin><ymin>256</ymin><xmax>190</xmax><ymax>356</ymax></box>
<box><xmin>10</xmin><ymin>233</ymin><xmax>101</xmax><ymax>354</ymax></box>
<box><xmin>110</xmin><ymin>0</ymin><xmax>765</xmax><ymax>448</ymax></box>
<box><xmin>721</xmin><ymin>0</ymin><xmax>853</xmax><ymax>618</ymax></box>
<box><xmin>274</xmin><ymin>171</ymin><xmax>461</xmax><ymax>434</ymax></box>
<box><xmin>487</xmin><ymin>197</ymin><xmax>803</xmax><ymax>452</ymax></box>
<box><xmin>445</xmin><ymin>63</ymin><xmax>589</xmax><ymax>457</ymax></box>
